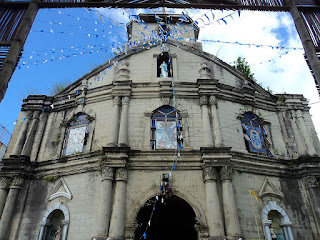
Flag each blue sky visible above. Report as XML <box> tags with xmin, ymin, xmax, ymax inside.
<box><xmin>0</xmin><ymin>8</ymin><xmax>319</xmax><ymax>144</ymax></box>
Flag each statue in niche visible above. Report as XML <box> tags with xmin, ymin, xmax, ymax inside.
<box><xmin>159</xmin><ymin>61</ymin><xmax>168</xmax><ymax>78</ymax></box>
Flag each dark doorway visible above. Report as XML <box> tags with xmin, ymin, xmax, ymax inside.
<box><xmin>134</xmin><ymin>195</ymin><xmax>197</xmax><ymax>240</ymax></box>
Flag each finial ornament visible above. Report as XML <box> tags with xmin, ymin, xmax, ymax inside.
<box><xmin>199</xmin><ymin>63</ymin><xmax>212</xmax><ymax>79</ymax></box>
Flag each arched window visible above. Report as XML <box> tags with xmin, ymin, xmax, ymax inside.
<box><xmin>38</xmin><ymin>203</ymin><xmax>70</xmax><ymax>240</ymax></box>
<box><xmin>157</xmin><ymin>52</ymin><xmax>172</xmax><ymax>78</ymax></box>
<box><xmin>268</xmin><ymin>211</ymin><xmax>286</xmax><ymax>240</ymax></box>
<box><xmin>262</xmin><ymin>201</ymin><xmax>294</xmax><ymax>240</ymax></box>
<box><xmin>150</xmin><ymin>106</ymin><xmax>182</xmax><ymax>150</ymax></box>
<box><xmin>241</xmin><ymin>112</ymin><xmax>273</xmax><ymax>156</ymax></box>
<box><xmin>62</xmin><ymin>114</ymin><xmax>90</xmax><ymax>156</ymax></box>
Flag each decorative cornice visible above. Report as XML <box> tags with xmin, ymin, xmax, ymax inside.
<box><xmin>203</xmin><ymin>166</ymin><xmax>218</xmax><ymax>182</ymax></box>
<box><xmin>101</xmin><ymin>166</ymin><xmax>114</xmax><ymax>181</ymax></box>
<box><xmin>115</xmin><ymin>168</ymin><xmax>128</xmax><ymax>182</ymax></box>
<box><xmin>220</xmin><ymin>166</ymin><xmax>232</xmax><ymax>181</ymax></box>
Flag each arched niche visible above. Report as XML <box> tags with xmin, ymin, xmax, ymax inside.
<box><xmin>126</xmin><ymin>188</ymin><xmax>207</xmax><ymax>240</ymax></box>
<box><xmin>262</xmin><ymin>201</ymin><xmax>294</xmax><ymax>240</ymax></box>
<box><xmin>38</xmin><ymin>203</ymin><xmax>70</xmax><ymax>240</ymax></box>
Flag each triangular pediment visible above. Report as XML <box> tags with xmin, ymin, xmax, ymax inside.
<box><xmin>47</xmin><ymin>178</ymin><xmax>72</xmax><ymax>201</ymax></box>
<box><xmin>258</xmin><ymin>177</ymin><xmax>283</xmax><ymax>200</ymax></box>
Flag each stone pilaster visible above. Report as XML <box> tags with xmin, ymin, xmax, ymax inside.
<box><xmin>93</xmin><ymin>166</ymin><xmax>115</xmax><ymax>240</ymax></box>
<box><xmin>38</xmin><ymin>112</ymin><xmax>55</xmax><ymax>160</ymax></box>
<box><xmin>118</xmin><ymin>97</ymin><xmax>130</xmax><ymax>147</ymax></box>
<box><xmin>220</xmin><ymin>166</ymin><xmax>241</xmax><ymax>238</ymax></box>
<box><xmin>289</xmin><ymin>110</ymin><xmax>306</xmax><ymax>156</ymax></box>
<box><xmin>108</xmin><ymin>168</ymin><xmax>128</xmax><ymax>240</ymax></box>
<box><xmin>0</xmin><ymin>177</ymin><xmax>10</xmax><ymax>218</ymax></box>
<box><xmin>296</xmin><ymin>110</ymin><xmax>317</xmax><ymax>156</ymax></box>
<box><xmin>0</xmin><ymin>176</ymin><xmax>24</xmax><ymax>240</ymax></box>
<box><xmin>209</xmin><ymin>96</ymin><xmax>223</xmax><ymax>147</ymax></box>
<box><xmin>30</xmin><ymin>112</ymin><xmax>48</xmax><ymax>161</ymax></box>
<box><xmin>203</xmin><ymin>166</ymin><xmax>224</xmax><ymax>238</ymax></box>
<box><xmin>21</xmin><ymin>111</ymin><xmax>41</xmax><ymax>157</ymax></box>
<box><xmin>11</xmin><ymin>111</ymin><xmax>32</xmax><ymax>156</ymax></box>
<box><xmin>108</xmin><ymin>97</ymin><xmax>121</xmax><ymax>147</ymax></box>
<box><xmin>200</xmin><ymin>96</ymin><xmax>213</xmax><ymax>147</ymax></box>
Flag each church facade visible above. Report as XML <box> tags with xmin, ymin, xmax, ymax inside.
<box><xmin>0</xmin><ymin>13</ymin><xmax>320</xmax><ymax>240</ymax></box>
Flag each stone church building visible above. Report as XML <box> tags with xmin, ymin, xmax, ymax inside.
<box><xmin>1</xmin><ymin>13</ymin><xmax>320</xmax><ymax>240</ymax></box>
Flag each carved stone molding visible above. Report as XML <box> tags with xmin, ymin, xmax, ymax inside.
<box><xmin>220</xmin><ymin>166</ymin><xmax>232</xmax><ymax>181</ymax></box>
<box><xmin>199</xmin><ymin>96</ymin><xmax>208</xmax><ymax>106</ymax></box>
<box><xmin>122</xmin><ymin>97</ymin><xmax>130</xmax><ymax>106</ymax></box>
<box><xmin>10</xmin><ymin>176</ymin><xmax>25</xmax><ymax>189</ymax></box>
<box><xmin>115</xmin><ymin>168</ymin><xmax>128</xmax><ymax>182</ymax></box>
<box><xmin>209</xmin><ymin>96</ymin><xmax>218</xmax><ymax>106</ymax></box>
<box><xmin>304</xmin><ymin>175</ymin><xmax>318</xmax><ymax>188</ymax></box>
<box><xmin>203</xmin><ymin>166</ymin><xmax>218</xmax><ymax>182</ymax></box>
<box><xmin>113</xmin><ymin>96</ymin><xmax>121</xmax><ymax>106</ymax></box>
<box><xmin>101</xmin><ymin>166</ymin><xmax>114</xmax><ymax>181</ymax></box>
<box><xmin>0</xmin><ymin>177</ymin><xmax>10</xmax><ymax>189</ymax></box>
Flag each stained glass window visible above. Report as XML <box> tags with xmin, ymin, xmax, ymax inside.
<box><xmin>241</xmin><ymin>112</ymin><xmax>274</xmax><ymax>156</ymax></box>
<box><xmin>151</xmin><ymin>106</ymin><xmax>182</xmax><ymax>150</ymax></box>
<box><xmin>62</xmin><ymin>114</ymin><xmax>90</xmax><ymax>156</ymax></box>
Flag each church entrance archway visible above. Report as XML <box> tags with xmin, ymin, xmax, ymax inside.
<box><xmin>134</xmin><ymin>195</ymin><xmax>197</xmax><ymax>240</ymax></box>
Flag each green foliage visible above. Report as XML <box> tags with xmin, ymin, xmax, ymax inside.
<box><xmin>232</xmin><ymin>57</ymin><xmax>255</xmax><ymax>81</ymax></box>
<box><xmin>43</xmin><ymin>175</ymin><xmax>59</xmax><ymax>182</ymax></box>
<box><xmin>49</xmin><ymin>80</ymin><xmax>72</xmax><ymax>95</ymax></box>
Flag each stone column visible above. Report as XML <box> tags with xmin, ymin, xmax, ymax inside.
<box><xmin>30</xmin><ymin>112</ymin><xmax>48</xmax><ymax>161</ymax></box>
<box><xmin>118</xmin><ymin>97</ymin><xmax>130</xmax><ymax>147</ymax></box>
<box><xmin>38</xmin><ymin>112</ymin><xmax>55</xmax><ymax>160</ymax></box>
<box><xmin>289</xmin><ymin>110</ymin><xmax>306</xmax><ymax>156</ymax></box>
<box><xmin>200</xmin><ymin>96</ymin><xmax>213</xmax><ymax>147</ymax></box>
<box><xmin>108</xmin><ymin>97</ymin><xmax>121</xmax><ymax>147</ymax></box>
<box><xmin>108</xmin><ymin>168</ymin><xmax>128</xmax><ymax>240</ymax></box>
<box><xmin>0</xmin><ymin>176</ymin><xmax>24</xmax><ymax>240</ymax></box>
<box><xmin>262</xmin><ymin>219</ymin><xmax>272</xmax><ymax>240</ymax></box>
<box><xmin>21</xmin><ymin>111</ymin><xmax>41</xmax><ymax>157</ymax></box>
<box><xmin>277</xmin><ymin>111</ymin><xmax>296</xmax><ymax>158</ymax></box>
<box><xmin>93</xmin><ymin>166</ymin><xmax>114</xmax><ymax>240</ymax></box>
<box><xmin>296</xmin><ymin>110</ymin><xmax>317</xmax><ymax>156</ymax></box>
<box><xmin>61</xmin><ymin>219</ymin><xmax>70</xmax><ymax>240</ymax></box>
<box><xmin>203</xmin><ymin>166</ymin><xmax>224</xmax><ymax>237</ymax></box>
<box><xmin>220</xmin><ymin>166</ymin><xmax>241</xmax><ymax>238</ymax></box>
<box><xmin>11</xmin><ymin>111</ymin><xmax>32</xmax><ymax>156</ymax></box>
<box><xmin>0</xmin><ymin>177</ymin><xmax>10</xmax><ymax>218</ymax></box>
<box><xmin>304</xmin><ymin>175</ymin><xmax>320</xmax><ymax>234</ymax></box>
<box><xmin>37</xmin><ymin>220</ymin><xmax>46</xmax><ymax>240</ymax></box>
<box><xmin>209</xmin><ymin>96</ymin><xmax>223</xmax><ymax>147</ymax></box>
